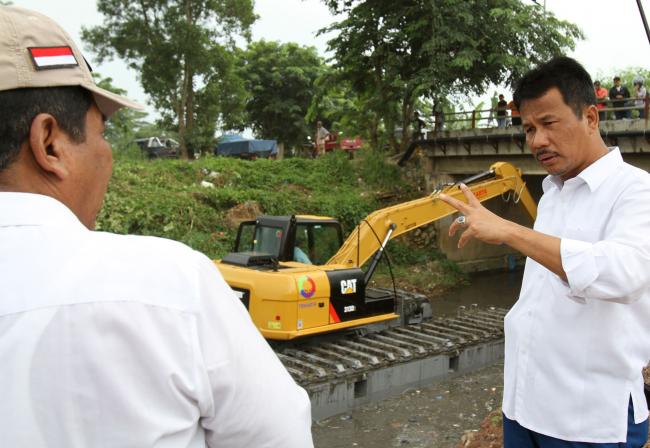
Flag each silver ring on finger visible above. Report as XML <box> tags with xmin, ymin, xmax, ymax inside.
<box><xmin>456</xmin><ymin>215</ymin><xmax>467</xmax><ymax>226</ymax></box>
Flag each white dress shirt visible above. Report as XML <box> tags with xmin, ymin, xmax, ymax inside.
<box><xmin>503</xmin><ymin>148</ymin><xmax>650</xmax><ymax>442</ymax></box>
<box><xmin>0</xmin><ymin>193</ymin><xmax>313</xmax><ymax>448</ymax></box>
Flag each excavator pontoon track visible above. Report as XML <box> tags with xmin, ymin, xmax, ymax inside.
<box><xmin>273</xmin><ymin>299</ymin><xmax>507</xmax><ymax>420</ymax></box>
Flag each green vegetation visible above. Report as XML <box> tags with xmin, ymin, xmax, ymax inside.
<box><xmin>83</xmin><ymin>0</ymin><xmax>256</xmax><ymax>157</ymax></box>
<box><xmin>99</xmin><ymin>151</ymin><xmax>382</xmax><ymax>258</ymax></box>
<box><xmin>320</xmin><ymin>0</ymin><xmax>583</xmax><ymax>153</ymax></box>
<box><xmin>98</xmin><ymin>151</ymin><xmax>465</xmax><ymax>291</ymax></box>
<box><xmin>81</xmin><ymin>1</ymin><xmax>583</xmax><ymax>158</ymax></box>
<box><xmin>235</xmin><ymin>41</ymin><xmax>325</xmax><ymax>148</ymax></box>
<box><xmin>371</xmin><ymin>242</ymin><xmax>468</xmax><ymax>294</ymax></box>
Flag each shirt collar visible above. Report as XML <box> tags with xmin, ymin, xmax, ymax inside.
<box><xmin>0</xmin><ymin>192</ymin><xmax>87</xmax><ymax>230</ymax></box>
<box><xmin>542</xmin><ymin>147</ymin><xmax>623</xmax><ymax>193</ymax></box>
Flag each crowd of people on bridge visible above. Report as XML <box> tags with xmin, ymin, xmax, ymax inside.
<box><xmin>410</xmin><ymin>74</ymin><xmax>649</xmax><ymax>141</ymax></box>
<box><xmin>495</xmin><ymin>74</ymin><xmax>648</xmax><ymax>128</ymax></box>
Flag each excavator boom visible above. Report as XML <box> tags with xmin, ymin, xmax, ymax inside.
<box><xmin>326</xmin><ymin>162</ymin><xmax>537</xmax><ymax>268</ymax></box>
<box><xmin>216</xmin><ymin>161</ymin><xmax>537</xmax><ymax>340</ymax></box>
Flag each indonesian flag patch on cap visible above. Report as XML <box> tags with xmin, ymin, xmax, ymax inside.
<box><xmin>28</xmin><ymin>46</ymin><xmax>78</xmax><ymax>70</ymax></box>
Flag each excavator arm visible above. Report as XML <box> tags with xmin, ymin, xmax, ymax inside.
<box><xmin>326</xmin><ymin>162</ymin><xmax>537</xmax><ymax>268</ymax></box>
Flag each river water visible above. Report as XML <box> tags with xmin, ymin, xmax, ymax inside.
<box><xmin>432</xmin><ymin>268</ymin><xmax>523</xmax><ymax>317</ymax></box>
<box><xmin>313</xmin><ymin>269</ymin><xmax>524</xmax><ymax>448</ymax></box>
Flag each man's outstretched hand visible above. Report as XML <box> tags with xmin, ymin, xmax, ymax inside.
<box><xmin>440</xmin><ymin>183</ymin><xmax>514</xmax><ymax>248</ymax></box>
<box><xmin>441</xmin><ymin>183</ymin><xmax>565</xmax><ymax>280</ymax></box>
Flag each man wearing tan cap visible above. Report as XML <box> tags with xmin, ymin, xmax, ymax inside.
<box><xmin>0</xmin><ymin>6</ymin><xmax>313</xmax><ymax>448</ymax></box>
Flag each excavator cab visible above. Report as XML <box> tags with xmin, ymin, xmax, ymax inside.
<box><xmin>233</xmin><ymin>215</ymin><xmax>344</xmax><ymax>265</ymax></box>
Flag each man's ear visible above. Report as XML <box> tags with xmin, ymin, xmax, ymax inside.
<box><xmin>584</xmin><ymin>105</ymin><xmax>600</xmax><ymax>132</ymax></box>
<box><xmin>28</xmin><ymin>113</ymin><xmax>70</xmax><ymax>180</ymax></box>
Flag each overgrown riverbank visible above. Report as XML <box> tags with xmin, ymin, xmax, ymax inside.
<box><xmin>98</xmin><ymin>150</ymin><xmax>466</xmax><ymax>291</ymax></box>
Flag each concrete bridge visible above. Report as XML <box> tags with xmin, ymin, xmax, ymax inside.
<box><xmin>399</xmin><ymin>119</ymin><xmax>650</xmax><ymax>272</ymax></box>
<box><xmin>401</xmin><ymin>118</ymin><xmax>650</xmax><ymax>181</ymax></box>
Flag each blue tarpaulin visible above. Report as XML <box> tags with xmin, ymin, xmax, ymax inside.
<box><xmin>215</xmin><ymin>137</ymin><xmax>278</xmax><ymax>158</ymax></box>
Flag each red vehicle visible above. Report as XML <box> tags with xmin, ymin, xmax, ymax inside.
<box><xmin>323</xmin><ymin>134</ymin><xmax>363</xmax><ymax>153</ymax></box>
<box><xmin>340</xmin><ymin>136</ymin><xmax>363</xmax><ymax>151</ymax></box>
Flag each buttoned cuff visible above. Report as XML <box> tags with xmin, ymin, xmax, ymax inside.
<box><xmin>561</xmin><ymin>238</ymin><xmax>598</xmax><ymax>297</ymax></box>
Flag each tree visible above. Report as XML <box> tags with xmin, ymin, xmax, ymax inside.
<box><xmin>237</xmin><ymin>40</ymin><xmax>325</xmax><ymax>149</ymax></box>
<box><xmin>82</xmin><ymin>0</ymin><xmax>256</xmax><ymax>158</ymax></box>
<box><xmin>93</xmin><ymin>74</ymin><xmax>150</xmax><ymax>151</ymax></box>
<box><xmin>307</xmin><ymin>69</ymin><xmax>382</xmax><ymax>147</ymax></box>
<box><xmin>321</xmin><ymin>0</ymin><xmax>583</xmax><ymax>153</ymax></box>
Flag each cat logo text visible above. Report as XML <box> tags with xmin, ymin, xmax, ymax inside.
<box><xmin>340</xmin><ymin>279</ymin><xmax>357</xmax><ymax>295</ymax></box>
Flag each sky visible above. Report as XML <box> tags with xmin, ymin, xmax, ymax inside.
<box><xmin>10</xmin><ymin>0</ymin><xmax>650</xmax><ymax>117</ymax></box>
<box><xmin>550</xmin><ymin>0</ymin><xmax>650</xmax><ymax>79</ymax></box>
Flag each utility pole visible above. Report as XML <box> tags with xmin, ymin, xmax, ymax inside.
<box><xmin>637</xmin><ymin>0</ymin><xmax>650</xmax><ymax>46</ymax></box>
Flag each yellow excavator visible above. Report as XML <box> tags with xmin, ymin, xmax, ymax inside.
<box><xmin>214</xmin><ymin>162</ymin><xmax>537</xmax><ymax>340</ymax></box>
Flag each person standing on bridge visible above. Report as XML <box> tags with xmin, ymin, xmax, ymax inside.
<box><xmin>507</xmin><ymin>97</ymin><xmax>521</xmax><ymax>126</ymax></box>
<box><xmin>593</xmin><ymin>80</ymin><xmax>608</xmax><ymax>122</ymax></box>
<box><xmin>412</xmin><ymin>110</ymin><xmax>426</xmax><ymax>140</ymax></box>
<box><xmin>497</xmin><ymin>94</ymin><xmax>508</xmax><ymax>128</ymax></box>
<box><xmin>634</xmin><ymin>77</ymin><xmax>647</xmax><ymax>119</ymax></box>
<box><xmin>0</xmin><ymin>6</ymin><xmax>313</xmax><ymax>448</ymax></box>
<box><xmin>441</xmin><ymin>57</ymin><xmax>650</xmax><ymax>447</ymax></box>
<box><xmin>610</xmin><ymin>76</ymin><xmax>631</xmax><ymax>120</ymax></box>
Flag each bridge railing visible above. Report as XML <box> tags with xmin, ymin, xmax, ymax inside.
<box><xmin>430</xmin><ymin>98</ymin><xmax>649</xmax><ymax>132</ymax></box>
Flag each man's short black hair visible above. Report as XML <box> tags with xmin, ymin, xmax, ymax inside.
<box><xmin>513</xmin><ymin>57</ymin><xmax>596</xmax><ymax>118</ymax></box>
<box><xmin>614</xmin><ymin>76</ymin><xmax>621</xmax><ymax>81</ymax></box>
<box><xmin>0</xmin><ymin>86</ymin><xmax>94</xmax><ymax>171</ymax></box>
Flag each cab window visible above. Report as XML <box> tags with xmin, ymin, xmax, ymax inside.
<box><xmin>294</xmin><ymin>223</ymin><xmax>342</xmax><ymax>265</ymax></box>
<box><xmin>253</xmin><ymin>226</ymin><xmax>284</xmax><ymax>257</ymax></box>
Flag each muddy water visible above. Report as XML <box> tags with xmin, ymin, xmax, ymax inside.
<box><xmin>312</xmin><ymin>269</ymin><xmax>523</xmax><ymax>448</ymax></box>
<box><xmin>431</xmin><ymin>269</ymin><xmax>523</xmax><ymax>317</ymax></box>
<box><xmin>312</xmin><ymin>363</ymin><xmax>504</xmax><ymax>448</ymax></box>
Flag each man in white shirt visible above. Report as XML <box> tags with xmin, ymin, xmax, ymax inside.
<box><xmin>441</xmin><ymin>57</ymin><xmax>650</xmax><ymax>446</ymax></box>
<box><xmin>0</xmin><ymin>6</ymin><xmax>313</xmax><ymax>447</ymax></box>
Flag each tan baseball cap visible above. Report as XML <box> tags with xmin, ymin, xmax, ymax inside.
<box><xmin>0</xmin><ymin>5</ymin><xmax>143</xmax><ymax>117</ymax></box>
